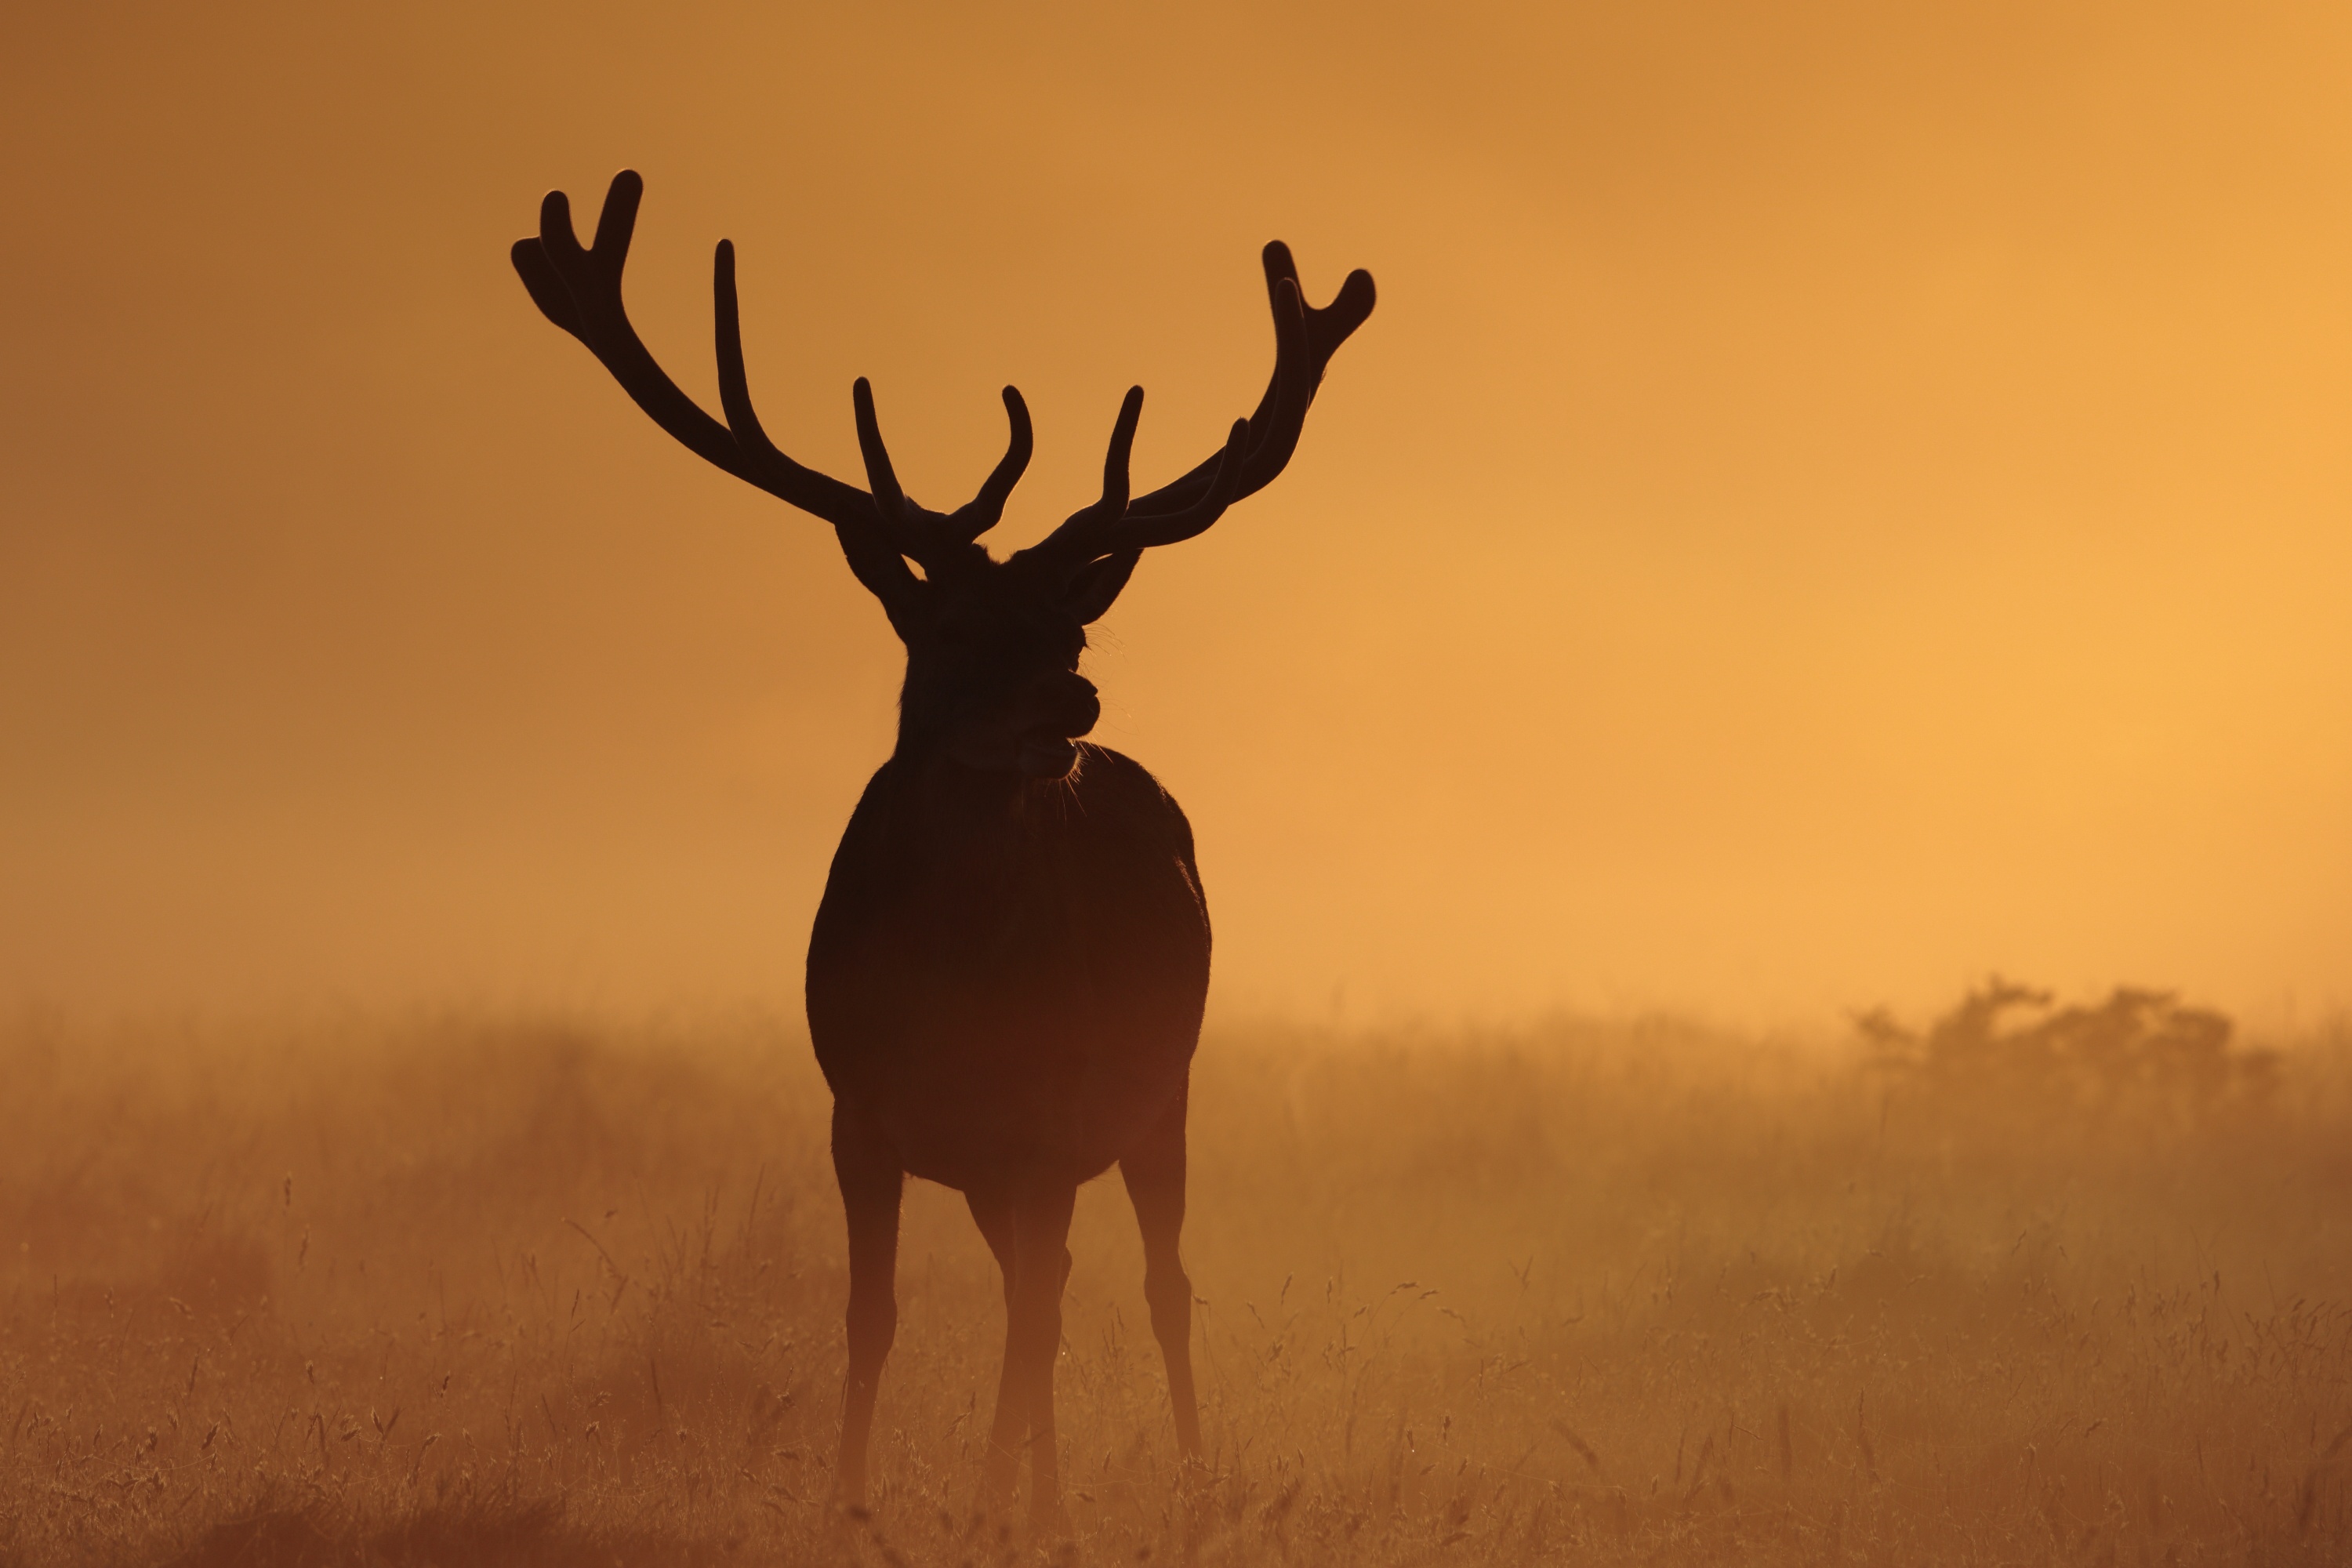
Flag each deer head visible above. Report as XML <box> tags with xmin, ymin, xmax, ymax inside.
<box><xmin>514</xmin><ymin>171</ymin><xmax>1374</xmax><ymax>779</ymax></box>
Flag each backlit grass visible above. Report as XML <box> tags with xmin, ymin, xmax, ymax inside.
<box><xmin>2</xmin><ymin>993</ymin><xmax>2346</xmax><ymax>1564</ymax></box>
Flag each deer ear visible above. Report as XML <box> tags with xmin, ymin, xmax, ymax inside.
<box><xmin>1061</xmin><ymin>550</ymin><xmax>1142</xmax><ymax>624</ymax></box>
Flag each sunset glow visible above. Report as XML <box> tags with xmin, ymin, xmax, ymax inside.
<box><xmin>5</xmin><ymin>2</ymin><xmax>2347</xmax><ymax>1025</ymax></box>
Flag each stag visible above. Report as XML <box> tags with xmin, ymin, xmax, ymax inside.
<box><xmin>513</xmin><ymin>171</ymin><xmax>1372</xmax><ymax>1525</ymax></box>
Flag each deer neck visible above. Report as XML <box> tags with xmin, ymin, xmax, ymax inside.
<box><xmin>885</xmin><ymin>726</ymin><xmax>1054</xmax><ymax>822</ymax></box>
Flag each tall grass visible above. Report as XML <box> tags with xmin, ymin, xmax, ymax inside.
<box><xmin>1</xmin><ymin>996</ymin><xmax>2346</xmax><ymax>1564</ymax></box>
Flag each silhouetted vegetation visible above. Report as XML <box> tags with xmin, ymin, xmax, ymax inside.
<box><xmin>1854</xmin><ymin>978</ymin><xmax>2283</xmax><ymax>1128</ymax></box>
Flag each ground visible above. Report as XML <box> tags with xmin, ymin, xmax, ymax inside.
<box><xmin>2</xmin><ymin>1000</ymin><xmax>2346</xmax><ymax>1565</ymax></box>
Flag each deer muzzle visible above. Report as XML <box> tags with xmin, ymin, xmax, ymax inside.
<box><xmin>1014</xmin><ymin>673</ymin><xmax>1099</xmax><ymax>779</ymax></box>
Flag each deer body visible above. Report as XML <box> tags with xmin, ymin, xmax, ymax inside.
<box><xmin>809</xmin><ymin>744</ymin><xmax>1210</xmax><ymax>1190</ymax></box>
<box><xmin>514</xmin><ymin>170</ymin><xmax>1370</xmax><ymax>1525</ymax></box>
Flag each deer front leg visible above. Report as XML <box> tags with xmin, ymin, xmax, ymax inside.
<box><xmin>971</xmin><ymin>1180</ymin><xmax>1078</xmax><ymax>1528</ymax></box>
<box><xmin>1011</xmin><ymin>1182</ymin><xmax>1078</xmax><ymax>1529</ymax></box>
<box><xmin>1121</xmin><ymin>1080</ymin><xmax>1202</xmax><ymax>1461</ymax></box>
<box><xmin>964</xmin><ymin>1188</ymin><xmax>1023</xmax><ymax>1507</ymax></box>
<box><xmin>832</xmin><ymin>1102</ymin><xmax>903</xmax><ymax>1511</ymax></box>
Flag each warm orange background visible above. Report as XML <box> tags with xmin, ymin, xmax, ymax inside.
<box><xmin>4</xmin><ymin>2</ymin><xmax>2347</xmax><ymax>1029</ymax></box>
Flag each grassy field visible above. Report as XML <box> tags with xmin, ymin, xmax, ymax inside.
<box><xmin>2</xmin><ymin>992</ymin><xmax>2347</xmax><ymax>1565</ymax></box>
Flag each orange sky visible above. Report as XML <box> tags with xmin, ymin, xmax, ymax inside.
<box><xmin>4</xmin><ymin>2</ymin><xmax>2347</xmax><ymax>1030</ymax></box>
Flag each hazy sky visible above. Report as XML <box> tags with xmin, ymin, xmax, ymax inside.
<box><xmin>5</xmin><ymin>2</ymin><xmax>2347</xmax><ymax>1030</ymax></box>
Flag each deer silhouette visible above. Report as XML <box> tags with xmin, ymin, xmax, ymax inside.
<box><xmin>513</xmin><ymin>171</ymin><xmax>1373</xmax><ymax>1525</ymax></box>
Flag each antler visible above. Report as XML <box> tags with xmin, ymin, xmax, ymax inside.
<box><xmin>1017</xmin><ymin>242</ymin><xmax>1375</xmax><ymax>579</ymax></box>
<box><xmin>517</xmin><ymin>173</ymin><xmax>1374</xmax><ymax>601</ymax></box>
<box><xmin>512</xmin><ymin>170</ymin><xmax>1030</xmax><ymax>573</ymax></box>
<box><xmin>1019</xmin><ymin>389</ymin><xmax>1250</xmax><ymax>575</ymax></box>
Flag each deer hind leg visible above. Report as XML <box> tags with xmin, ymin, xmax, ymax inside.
<box><xmin>1120</xmin><ymin>1079</ymin><xmax>1202</xmax><ymax>1461</ymax></box>
<box><xmin>831</xmin><ymin>1102</ymin><xmax>904</xmax><ymax>1511</ymax></box>
<box><xmin>968</xmin><ymin>1180</ymin><xmax>1078</xmax><ymax>1528</ymax></box>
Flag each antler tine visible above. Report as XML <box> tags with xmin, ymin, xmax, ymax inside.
<box><xmin>709</xmin><ymin>241</ymin><xmax>928</xmax><ymax>603</ymax></box>
<box><xmin>515</xmin><ymin>170</ymin><xmax>877</xmax><ymax>533</ymax></box>
<box><xmin>1025</xmin><ymin>402</ymin><xmax>1249</xmax><ymax>576</ymax></box>
<box><xmin>855</xmin><ymin>379</ymin><xmax>1044</xmax><ymax>568</ymax></box>
<box><xmin>850</xmin><ymin>378</ymin><xmax>908</xmax><ymax>515</ymax></box>
<box><xmin>1020</xmin><ymin>387</ymin><xmax>1141</xmax><ymax>572</ymax></box>
<box><xmin>1121</xmin><ymin>242</ymin><xmax>1375</xmax><ymax>521</ymax></box>
<box><xmin>1098</xmin><ymin>386</ymin><xmax>1144</xmax><ymax>519</ymax></box>
<box><xmin>713</xmin><ymin>238</ymin><xmax>799</xmax><ymax>475</ymax></box>
<box><xmin>1011</xmin><ymin>242</ymin><xmax>1369</xmax><ymax>584</ymax></box>
<box><xmin>511</xmin><ymin>231</ymin><xmax>585</xmax><ymax>343</ymax></box>
<box><xmin>515</xmin><ymin>174</ymin><xmax>743</xmax><ymax>481</ymax></box>
<box><xmin>1103</xmin><ymin>419</ymin><xmax>1250</xmax><ymax>550</ymax></box>
<box><xmin>849</xmin><ymin>379</ymin><xmax>951</xmax><ymax>564</ymax></box>
<box><xmin>946</xmin><ymin>388</ymin><xmax>1034</xmax><ymax>543</ymax></box>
